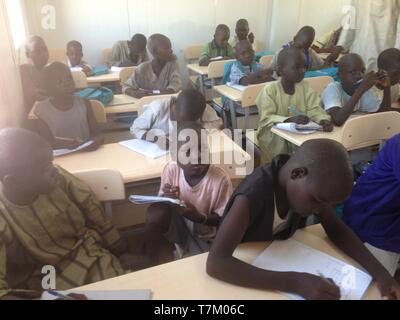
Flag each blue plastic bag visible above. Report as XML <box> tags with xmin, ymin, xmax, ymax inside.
<box><xmin>74</xmin><ymin>87</ymin><xmax>114</xmax><ymax>106</ymax></box>
<box><xmin>92</xmin><ymin>65</ymin><xmax>110</xmax><ymax>76</ymax></box>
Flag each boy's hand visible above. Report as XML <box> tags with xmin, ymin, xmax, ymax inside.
<box><xmin>358</xmin><ymin>71</ymin><xmax>379</xmax><ymax>93</ymax></box>
<box><xmin>295</xmin><ymin>273</ymin><xmax>341</xmax><ymax>300</ymax></box>
<box><xmin>375</xmin><ymin>70</ymin><xmax>391</xmax><ymax>90</ymax></box>
<box><xmin>162</xmin><ymin>184</ymin><xmax>180</xmax><ymax>199</ymax></box>
<box><xmin>285</xmin><ymin>115</ymin><xmax>310</xmax><ymax>124</ymax></box>
<box><xmin>81</xmin><ymin>65</ymin><xmax>93</xmax><ymax>77</ymax></box>
<box><xmin>248</xmin><ymin>32</ymin><xmax>255</xmax><ymax>44</ymax></box>
<box><xmin>181</xmin><ymin>203</ymin><xmax>205</xmax><ymax>224</ymax></box>
<box><xmin>377</xmin><ymin>275</ymin><xmax>400</xmax><ymax>300</ymax></box>
<box><xmin>320</xmin><ymin>120</ymin><xmax>334</xmax><ymax>132</ymax></box>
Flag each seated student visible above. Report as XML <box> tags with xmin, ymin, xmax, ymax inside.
<box><xmin>230</xmin><ymin>19</ymin><xmax>256</xmax><ymax>51</ymax></box>
<box><xmin>376</xmin><ymin>48</ymin><xmax>400</xmax><ymax>106</ymax></box>
<box><xmin>20</xmin><ymin>36</ymin><xmax>49</xmax><ymax>114</ymax></box>
<box><xmin>256</xmin><ymin>47</ymin><xmax>333</xmax><ymax>164</ymax></box>
<box><xmin>322</xmin><ymin>53</ymin><xmax>392</xmax><ymax>126</ymax></box>
<box><xmin>343</xmin><ymin>134</ymin><xmax>400</xmax><ymax>278</ymax></box>
<box><xmin>34</xmin><ymin>62</ymin><xmax>103</xmax><ymax>151</ymax></box>
<box><xmin>109</xmin><ymin>34</ymin><xmax>149</xmax><ymax>67</ymax></box>
<box><xmin>227</xmin><ymin>40</ymin><xmax>273</xmax><ymax>86</ymax></box>
<box><xmin>131</xmin><ymin>88</ymin><xmax>222</xmax><ymax>145</ymax></box>
<box><xmin>123</xmin><ymin>34</ymin><xmax>182</xmax><ymax>99</ymax></box>
<box><xmin>144</xmin><ymin>122</ymin><xmax>233</xmax><ymax>266</ymax></box>
<box><xmin>199</xmin><ymin>24</ymin><xmax>235</xmax><ymax>67</ymax></box>
<box><xmin>269</xmin><ymin>26</ymin><xmax>337</xmax><ymax>74</ymax></box>
<box><xmin>207</xmin><ymin>139</ymin><xmax>400</xmax><ymax>300</ymax></box>
<box><xmin>66</xmin><ymin>40</ymin><xmax>93</xmax><ymax>77</ymax></box>
<box><xmin>0</xmin><ymin>128</ymin><xmax>144</xmax><ymax>300</ymax></box>
<box><xmin>311</xmin><ymin>27</ymin><xmax>343</xmax><ymax>54</ymax></box>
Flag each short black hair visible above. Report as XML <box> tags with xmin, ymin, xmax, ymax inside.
<box><xmin>277</xmin><ymin>46</ymin><xmax>304</xmax><ymax>70</ymax></box>
<box><xmin>147</xmin><ymin>34</ymin><xmax>170</xmax><ymax>55</ymax></box>
<box><xmin>175</xmin><ymin>88</ymin><xmax>206</xmax><ymax>121</ymax></box>
<box><xmin>25</xmin><ymin>35</ymin><xmax>46</xmax><ymax>54</ymax></box>
<box><xmin>236</xmin><ymin>19</ymin><xmax>249</xmax><ymax>28</ymax></box>
<box><xmin>67</xmin><ymin>40</ymin><xmax>82</xmax><ymax>51</ymax></box>
<box><xmin>296</xmin><ymin>26</ymin><xmax>315</xmax><ymax>38</ymax></box>
<box><xmin>215</xmin><ymin>24</ymin><xmax>230</xmax><ymax>35</ymax></box>
<box><xmin>130</xmin><ymin>33</ymin><xmax>147</xmax><ymax>49</ymax></box>
<box><xmin>338</xmin><ymin>53</ymin><xmax>364</xmax><ymax>72</ymax></box>
<box><xmin>42</xmin><ymin>62</ymin><xmax>71</xmax><ymax>87</ymax></box>
<box><xmin>378</xmin><ymin>48</ymin><xmax>400</xmax><ymax>71</ymax></box>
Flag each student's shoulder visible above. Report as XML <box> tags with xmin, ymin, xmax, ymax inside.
<box><xmin>235</xmin><ymin>165</ymin><xmax>273</xmax><ymax>196</ymax></box>
<box><xmin>135</xmin><ymin>60</ymin><xmax>152</xmax><ymax>72</ymax></box>
<box><xmin>208</xmin><ymin>165</ymin><xmax>231</xmax><ymax>182</ymax></box>
<box><xmin>162</xmin><ymin>162</ymin><xmax>180</xmax><ymax>178</ymax></box>
<box><xmin>145</xmin><ymin>98</ymin><xmax>171</xmax><ymax>113</ymax></box>
<box><xmin>54</xmin><ymin>165</ymin><xmax>91</xmax><ymax>191</ymax></box>
<box><xmin>322</xmin><ymin>81</ymin><xmax>342</xmax><ymax>95</ymax></box>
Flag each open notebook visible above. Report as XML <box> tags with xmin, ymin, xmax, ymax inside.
<box><xmin>119</xmin><ymin>139</ymin><xmax>169</xmax><ymax>159</ymax></box>
<box><xmin>41</xmin><ymin>290</ymin><xmax>152</xmax><ymax>300</ymax></box>
<box><xmin>274</xmin><ymin>122</ymin><xmax>323</xmax><ymax>135</ymax></box>
<box><xmin>129</xmin><ymin>195</ymin><xmax>185</xmax><ymax>207</ymax></box>
<box><xmin>252</xmin><ymin>239</ymin><xmax>372</xmax><ymax>300</ymax></box>
<box><xmin>53</xmin><ymin>140</ymin><xmax>94</xmax><ymax>157</ymax></box>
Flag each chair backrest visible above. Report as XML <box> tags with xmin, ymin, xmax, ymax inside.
<box><xmin>208</xmin><ymin>59</ymin><xmax>236</xmax><ymax>79</ymax></box>
<box><xmin>184</xmin><ymin>44</ymin><xmax>204</xmax><ymax>61</ymax></box>
<box><xmin>71</xmin><ymin>71</ymin><xmax>88</xmax><ymax>89</ymax></box>
<box><xmin>137</xmin><ymin>93</ymin><xmax>180</xmax><ymax>115</ymax></box>
<box><xmin>119</xmin><ymin>67</ymin><xmax>136</xmax><ymax>85</ymax></box>
<box><xmin>90</xmin><ymin>100</ymin><xmax>107</xmax><ymax>123</ymax></box>
<box><xmin>305</xmin><ymin>76</ymin><xmax>334</xmax><ymax>95</ymax></box>
<box><xmin>48</xmin><ymin>48</ymin><xmax>66</xmax><ymax>63</ymax></box>
<box><xmin>102</xmin><ymin>48</ymin><xmax>112</xmax><ymax>66</ymax></box>
<box><xmin>341</xmin><ymin>111</ymin><xmax>400</xmax><ymax>151</ymax></box>
<box><xmin>74</xmin><ymin>169</ymin><xmax>126</xmax><ymax>202</ymax></box>
<box><xmin>241</xmin><ymin>83</ymin><xmax>269</xmax><ymax>108</ymax></box>
<box><xmin>259</xmin><ymin>55</ymin><xmax>273</xmax><ymax>66</ymax></box>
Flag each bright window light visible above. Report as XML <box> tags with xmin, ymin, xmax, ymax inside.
<box><xmin>5</xmin><ymin>0</ymin><xmax>26</xmax><ymax>49</ymax></box>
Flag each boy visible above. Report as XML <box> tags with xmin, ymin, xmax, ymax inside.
<box><xmin>66</xmin><ymin>40</ymin><xmax>93</xmax><ymax>76</ymax></box>
<box><xmin>269</xmin><ymin>26</ymin><xmax>337</xmax><ymax>74</ymax></box>
<box><xmin>227</xmin><ymin>40</ymin><xmax>273</xmax><ymax>86</ymax></box>
<box><xmin>109</xmin><ymin>34</ymin><xmax>149</xmax><ymax>67</ymax></box>
<box><xmin>35</xmin><ymin>62</ymin><xmax>103</xmax><ymax>151</ymax></box>
<box><xmin>199</xmin><ymin>25</ymin><xmax>235</xmax><ymax>67</ymax></box>
<box><xmin>343</xmin><ymin>134</ymin><xmax>400</xmax><ymax>277</ymax></box>
<box><xmin>256</xmin><ymin>47</ymin><xmax>333</xmax><ymax>164</ymax></box>
<box><xmin>322</xmin><ymin>53</ymin><xmax>392</xmax><ymax>126</ymax></box>
<box><xmin>20</xmin><ymin>36</ymin><xmax>49</xmax><ymax>114</ymax></box>
<box><xmin>123</xmin><ymin>34</ymin><xmax>182</xmax><ymax>99</ymax></box>
<box><xmin>144</xmin><ymin>122</ymin><xmax>233</xmax><ymax>266</ymax></box>
<box><xmin>377</xmin><ymin>48</ymin><xmax>400</xmax><ymax>106</ymax></box>
<box><xmin>0</xmin><ymin>128</ymin><xmax>128</xmax><ymax>299</ymax></box>
<box><xmin>207</xmin><ymin>139</ymin><xmax>400</xmax><ymax>300</ymax></box>
<box><xmin>230</xmin><ymin>19</ymin><xmax>256</xmax><ymax>51</ymax></box>
<box><xmin>130</xmin><ymin>89</ymin><xmax>222</xmax><ymax>145</ymax></box>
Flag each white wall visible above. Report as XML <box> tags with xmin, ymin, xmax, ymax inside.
<box><xmin>22</xmin><ymin>0</ymin><xmax>349</xmax><ymax>80</ymax></box>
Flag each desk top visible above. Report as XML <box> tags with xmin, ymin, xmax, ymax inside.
<box><xmin>109</xmin><ymin>94</ymin><xmax>138</xmax><ymax>107</ymax></box>
<box><xmin>105</xmin><ymin>104</ymin><xmax>138</xmax><ymax>115</ymax></box>
<box><xmin>54</xmin><ymin>131</ymin><xmax>251</xmax><ymax>184</ymax></box>
<box><xmin>187</xmin><ymin>64</ymin><xmax>209</xmax><ymax>76</ymax></box>
<box><xmin>74</xmin><ymin>224</ymin><xmax>380</xmax><ymax>300</ymax></box>
<box><xmin>87</xmin><ymin>72</ymin><xmax>120</xmax><ymax>84</ymax></box>
<box><xmin>214</xmin><ymin>85</ymin><xmax>242</xmax><ymax>102</ymax></box>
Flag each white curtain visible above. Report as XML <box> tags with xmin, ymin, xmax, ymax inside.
<box><xmin>0</xmin><ymin>0</ymin><xmax>24</xmax><ymax>127</ymax></box>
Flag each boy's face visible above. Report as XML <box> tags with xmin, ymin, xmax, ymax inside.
<box><xmin>236</xmin><ymin>24</ymin><xmax>249</xmax><ymax>40</ymax></box>
<box><xmin>214</xmin><ymin>30</ymin><xmax>230</xmax><ymax>49</ymax></box>
<box><xmin>46</xmin><ymin>66</ymin><xmax>76</xmax><ymax>97</ymax></box>
<box><xmin>236</xmin><ymin>45</ymin><xmax>255</xmax><ymax>66</ymax></box>
<box><xmin>129</xmin><ymin>42</ymin><xmax>145</xmax><ymax>57</ymax></box>
<box><xmin>5</xmin><ymin>147</ymin><xmax>59</xmax><ymax>198</ymax></box>
<box><xmin>154</xmin><ymin>40</ymin><xmax>174</xmax><ymax>61</ymax></box>
<box><xmin>385</xmin><ymin>65</ymin><xmax>400</xmax><ymax>86</ymax></box>
<box><xmin>176</xmin><ymin>135</ymin><xmax>210</xmax><ymax>178</ymax></box>
<box><xmin>280</xmin><ymin>53</ymin><xmax>306</xmax><ymax>83</ymax></box>
<box><xmin>27</xmin><ymin>40</ymin><xmax>49</xmax><ymax>69</ymax></box>
<box><xmin>67</xmin><ymin>46</ymin><xmax>83</xmax><ymax>67</ymax></box>
<box><xmin>293</xmin><ymin>33</ymin><xmax>314</xmax><ymax>50</ymax></box>
<box><xmin>339</xmin><ymin>59</ymin><xmax>365</xmax><ymax>89</ymax></box>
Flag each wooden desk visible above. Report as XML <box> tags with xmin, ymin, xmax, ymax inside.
<box><xmin>187</xmin><ymin>64</ymin><xmax>209</xmax><ymax>94</ymax></box>
<box><xmin>54</xmin><ymin>131</ymin><xmax>251</xmax><ymax>184</ymax></box>
<box><xmin>87</xmin><ymin>72</ymin><xmax>121</xmax><ymax>85</ymax></box>
<box><xmin>318</xmin><ymin>53</ymin><xmax>345</xmax><ymax>62</ymax></box>
<box><xmin>110</xmin><ymin>94</ymin><xmax>138</xmax><ymax>107</ymax></box>
<box><xmin>214</xmin><ymin>85</ymin><xmax>242</xmax><ymax>103</ymax></box>
<box><xmin>74</xmin><ymin>224</ymin><xmax>380</xmax><ymax>300</ymax></box>
<box><xmin>106</xmin><ymin>94</ymin><xmax>139</xmax><ymax>115</ymax></box>
<box><xmin>246</xmin><ymin>130</ymin><xmax>259</xmax><ymax>148</ymax></box>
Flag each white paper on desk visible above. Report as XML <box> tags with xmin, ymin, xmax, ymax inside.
<box><xmin>110</xmin><ymin>66</ymin><xmax>123</xmax><ymax>73</ymax></box>
<box><xmin>210</xmin><ymin>56</ymin><xmax>224</xmax><ymax>61</ymax></box>
<box><xmin>70</xmin><ymin>67</ymin><xmax>83</xmax><ymax>72</ymax></box>
<box><xmin>41</xmin><ymin>290</ymin><xmax>152</xmax><ymax>300</ymax></box>
<box><xmin>119</xmin><ymin>139</ymin><xmax>168</xmax><ymax>159</ymax></box>
<box><xmin>252</xmin><ymin>239</ymin><xmax>372</xmax><ymax>300</ymax></box>
<box><xmin>53</xmin><ymin>140</ymin><xmax>94</xmax><ymax>158</ymax></box>
<box><xmin>274</xmin><ymin>121</ymin><xmax>321</xmax><ymax>135</ymax></box>
<box><xmin>226</xmin><ymin>82</ymin><xmax>247</xmax><ymax>92</ymax></box>
<box><xmin>129</xmin><ymin>195</ymin><xmax>184</xmax><ymax>206</ymax></box>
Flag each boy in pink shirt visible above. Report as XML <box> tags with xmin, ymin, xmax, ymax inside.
<box><xmin>144</xmin><ymin>122</ymin><xmax>233</xmax><ymax>266</ymax></box>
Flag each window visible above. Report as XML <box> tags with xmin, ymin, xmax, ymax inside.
<box><xmin>5</xmin><ymin>0</ymin><xmax>26</xmax><ymax>49</ymax></box>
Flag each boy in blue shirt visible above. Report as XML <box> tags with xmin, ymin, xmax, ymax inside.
<box><xmin>343</xmin><ymin>134</ymin><xmax>400</xmax><ymax>277</ymax></box>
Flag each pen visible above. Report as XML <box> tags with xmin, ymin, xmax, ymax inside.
<box><xmin>47</xmin><ymin>290</ymin><xmax>75</xmax><ymax>300</ymax></box>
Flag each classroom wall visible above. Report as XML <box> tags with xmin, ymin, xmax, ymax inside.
<box><xmin>21</xmin><ymin>0</ymin><xmax>349</xmax><ymax>80</ymax></box>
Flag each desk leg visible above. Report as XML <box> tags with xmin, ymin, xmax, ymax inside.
<box><xmin>229</xmin><ymin>101</ymin><xmax>238</xmax><ymax>129</ymax></box>
<box><xmin>199</xmin><ymin>75</ymin><xmax>205</xmax><ymax>94</ymax></box>
<box><xmin>244</xmin><ymin>108</ymin><xmax>250</xmax><ymax>130</ymax></box>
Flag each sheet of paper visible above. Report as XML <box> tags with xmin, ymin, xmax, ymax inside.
<box><xmin>252</xmin><ymin>239</ymin><xmax>372</xmax><ymax>300</ymax></box>
<box><xmin>70</xmin><ymin>67</ymin><xmax>83</xmax><ymax>72</ymax></box>
<box><xmin>274</xmin><ymin>121</ymin><xmax>322</xmax><ymax>135</ymax></box>
<box><xmin>41</xmin><ymin>290</ymin><xmax>152</xmax><ymax>300</ymax></box>
<box><xmin>53</xmin><ymin>140</ymin><xmax>94</xmax><ymax>158</ymax></box>
<box><xmin>129</xmin><ymin>195</ymin><xmax>184</xmax><ymax>206</ymax></box>
<box><xmin>110</xmin><ymin>66</ymin><xmax>123</xmax><ymax>73</ymax></box>
<box><xmin>226</xmin><ymin>82</ymin><xmax>247</xmax><ymax>92</ymax></box>
<box><xmin>119</xmin><ymin>139</ymin><xmax>168</xmax><ymax>159</ymax></box>
<box><xmin>210</xmin><ymin>56</ymin><xmax>224</xmax><ymax>61</ymax></box>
